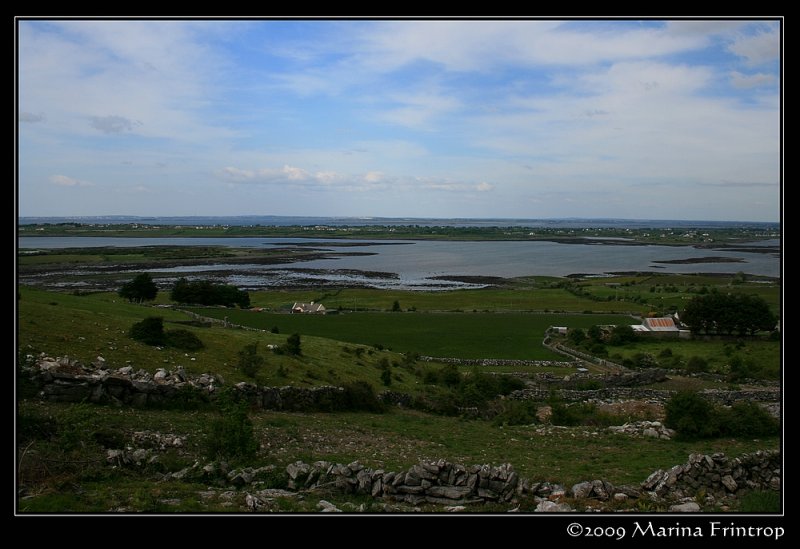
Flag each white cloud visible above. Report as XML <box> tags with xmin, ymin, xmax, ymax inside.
<box><xmin>354</xmin><ymin>21</ymin><xmax>711</xmax><ymax>72</ymax></box>
<box><xmin>363</xmin><ymin>171</ymin><xmax>384</xmax><ymax>183</ymax></box>
<box><xmin>379</xmin><ymin>91</ymin><xmax>461</xmax><ymax>129</ymax></box>
<box><xmin>729</xmin><ymin>71</ymin><xmax>777</xmax><ymax>89</ymax></box>
<box><xmin>89</xmin><ymin>115</ymin><xmax>140</xmax><ymax>134</ymax></box>
<box><xmin>728</xmin><ymin>27</ymin><xmax>779</xmax><ymax>65</ymax></box>
<box><xmin>50</xmin><ymin>174</ymin><xmax>92</xmax><ymax>187</ymax></box>
<box><xmin>476</xmin><ymin>182</ymin><xmax>493</xmax><ymax>192</ymax></box>
<box><xmin>18</xmin><ymin>21</ymin><xmax>236</xmax><ymax>143</ymax></box>
<box><xmin>19</xmin><ymin>112</ymin><xmax>45</xmax><ymax>123</ymax></box>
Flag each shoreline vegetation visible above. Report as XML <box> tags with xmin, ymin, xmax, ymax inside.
<box><xmin>18</xmin><ymin>222</ymin><xmax>779</xmax><ymax>250</ymax></box>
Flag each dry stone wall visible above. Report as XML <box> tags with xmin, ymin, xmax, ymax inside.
<box><xmin>279</xmin><ymin>450</ymin><xmax>779</xmax><ymax>509</ymax></box>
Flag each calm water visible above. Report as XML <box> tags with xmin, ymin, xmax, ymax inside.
<box><xmin>18</xmin><ymin>236</ymin><xmax>780</xmax><ymax>287</ymax></box>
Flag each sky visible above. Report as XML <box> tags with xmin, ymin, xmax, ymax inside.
<box><xmin>17</xmin><ymin>18</ymin><xmax>781</xmax><ymax>221</ymax></box>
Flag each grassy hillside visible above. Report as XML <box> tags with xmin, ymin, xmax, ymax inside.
<box><xmin>17</xmin><ymin>287</ymin><xmax>426</xmax><ymax>391</ymax></box>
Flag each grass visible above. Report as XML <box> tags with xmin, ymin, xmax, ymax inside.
<box><xmin>606</xmin><ymin>339</ymin><xmax>780</xmax><ymax>379</ymax></box>
<box><xmin>16</xmin><ymin>400</ymin><xmax>779</xmax><ymax>512</ymax></box>
<box><xmin>247</xmin><ymin>285</ymin><xmax>651</xmax><ymax>314</ymax></box>
<box><xmin>193</xmin><ymin>309</ymin><xmax>635</xmax><ymax>360</ymax></box>
<box><xmin>20</xmin><ymin>396</ymin><xmax>778</xmax><ymax>511</ymax></box>
<box><xmin>16</xmin><ymin>281</ymin><xmax>781</xmax><ymax>513</ymax></box>
<box><xmin>17</xmin><ymin>287</ymin><xmax>429</xmax><ymax>392</ymax></box>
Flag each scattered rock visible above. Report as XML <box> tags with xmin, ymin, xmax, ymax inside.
<box><xmin>669</xmin><ymin>501</ymin><xmax>701</xmax><ymax>512</ymax></box>
<box><xmin>318</xmin><ymin>500</ymin><xmax>342</xmax><ymax>513</ymax></box>
<box><xmin>536</xmin><ymin>500</ymin><xmax>574</xmax><ymax>512</ymax></box>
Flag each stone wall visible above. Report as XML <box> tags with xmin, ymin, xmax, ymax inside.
<box><xmin>641</xmin><ymin>450</ymin><xmax>780</xmax><ymax>502</ymax></box>
<box><xmin>285</xmin><ymin>459</ymin><xmax>553</xmax><ymax>506</ymax></box>
<box><xmin>508</xmin><ymin>386</ymin><xmax>780</xmax><ymax>405</ymax></box>
<box><xmin>24</xmin><ymin>354</ymin><xmax>779</xmax><ymax>413</ymax></box>
<box><xmin>419</xmin><ymin>356</ymin><xmax>575</xmax><ymax>368</ymax></box>
<box><xmin>278</xmin><ymin>450</ymin><xmax>779</xmax><ymax>509</ymax></box>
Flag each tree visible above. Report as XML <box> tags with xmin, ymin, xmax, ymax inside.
<box><xmin>118</xmin><ymin>273</ymin><xmax>158</xmax><ymax>303</ymax></box>
<box><xmin>587</xmin><ymin>325</ymin><xmax>604</xmax><ymax>343</ymax></box>
<box><xmin>284</xmin><ymin>333</ymin><xmax>302</xmax><ymax>356</ymax></box>
<box><xmin>568</xmin><ymin>328</ymin><xmax>586</xmax><ymax>345</ymax></box>
<box><xmin>391</xmin><ymin>300</ymin><xmax>401</xmax><ymax>312</ymax></box>
<box><xmin>170</xmin><ymin>277</ymin><xmax>250</xmax><ymax>308</ymax></box>
<box><xmin>609</xmin><ymin>324</ymin><xmax>637</xmax><ymax>345</ymax></box>
<box><xmin>682</xmin><ymin>292</ymin><xmax>775</xmax><ymax>335</ymax></box>
<box><xmin>237</xmin><ymin>342</ymin><xmax>265</xmax><ymax>378</ymax></box>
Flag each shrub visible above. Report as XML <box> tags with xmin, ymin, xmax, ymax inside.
<box><xmin>568</xmin><ymin>328</ymin><xmax>586</xmax><ymax>345</ymax></box>
<box><xmin>609</xmin><ymin>324</ymin><xmax>638</xmax><ymax>346</ymax></box>
<box><xmin>658</xmin><ymin>348</ymin><xmax>673</xmax><ymax>358</ymax></box>
<box><xmin>341</xmin><ymin>381</ymin><xmax>385</xmax><ymax>412</ymax></box>
<box><xmin>550</xmin><ymin>402</ymin><xmax>587</xmax><ymax>426</ymax></box>
<box><xmin>129</xmin><ymin>316</ymin><xmax>166</xmax><ymax>346</ymax></box>
<box><xmin>381</xmin><ymin>368</ymin><xmax>392</xmax><ymax>386</ymax></box>
<box><xmin>491</xmin><ymin>400</ymin><xmax>539</xmax><ymax>426</ymax></box>
<box><xmin>685</xmin><ymin>355</ymin><xmax>708</xmax><ymax>373</ymax></box>
<box><xmin>237</xmin><ymin>342</ymin><xmax>265</xmax><ymax>379</ymax></box>
<box><xmin>284</xmin><ymin>334</ymin><xmax>302</xmax><ymax>356</ymax></box>
<box><xmin>164</xmin><ymin>329</ymin><xmax>204</xmax><ymax>351</ymax></box>
<box><xmin>664</xmin><ymin>391</ymin><xmax>720</xmax><ymax>439</ymax></box>
<box><xmin>631</xmin><ymin>352</ymin><xmax>659</xmax><ymax>369</ymax></box>
<box><xmin>207</xmin><ymin>388</ymin><xmax>258</xmax><ymax>460</ymax></box>
<box><xmin>718</xmin><ymin>402</ymin><xmax>778</xmax><ymax>437</ymax></box>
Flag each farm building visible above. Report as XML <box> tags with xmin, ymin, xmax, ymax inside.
<box><xmin>642</xmin><ymin>317</ymin><xmax>679</xmax><ymax>332</ymax></box>
<box><xmin>630</xmin><ymin>316</ymin><xmax>690</xmax><ymax>338</ymax></box>
<box><xmin>291</xmin><ymin>302</ymin><xmax>326</xmax><ymax>314</ymax></box>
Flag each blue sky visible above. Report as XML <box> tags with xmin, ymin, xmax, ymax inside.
<box><xmin>17</xmin><ymin>19</ymin><xmax>781</xmax><ymax>221</ymax></box>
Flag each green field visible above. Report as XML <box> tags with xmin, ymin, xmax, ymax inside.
<box><xmin>194</xmin><ymin>309</ymin><xmax>635</xmax><ymax>360</ymax></box>
<box><xmin>245</xmin><ymin>284</ymin><xmax>650</xmax><ymax>314</ymax></box>
<box><xmin>606</xmin><ymin>339</ymin><xmax>780</xmax><ymax>379</ymax></box>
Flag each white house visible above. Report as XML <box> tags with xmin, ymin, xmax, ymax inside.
<box><xmin>291</xmin><ymin>302</ymin><xmax>326</xmax><ymax>314</ymax></box>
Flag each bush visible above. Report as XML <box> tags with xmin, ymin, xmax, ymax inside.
<box><xmin>631</xmin><ymin>352</ymin><xmax>659</xmax><ymax>369</ymax></box>
<box><xmin>568</xmin><ymin>328</ymin><xmax>586</xmax><ymax>345</ymax></box>
<box><xmin>380</xmin><ymin>368</ymin><xmax>392</xmax><ymax>387</ymax></box>
<box><xmin>685</xmin><ymin>355</ymin><xmax>708</xmax><ymax>373</ymax></box>
<box><xmin>284</xmin><ymin>333</ymin><xmax>302</xmax><ymax>356</ymax></box>
<box><xmin>609</xmin><ymin>324</ymin><xmax>638</xmax><ymax>345</ymax></box>
<box><xmin>664</xmin><ymin>391</ymin><xmax>720</xmax><ymax>440</ymax></box>
<box><xmin>491</xmin><ymin>400</ymin><xmax>539</xmax><ymax>426</ymax></box>
<box><xmin>237</xmin><ymin>342</ymin><xmax>265</xmax><ymax>379</ymax></box>
<box><xmin>341</xmin><ymin>381</ymin><xmax>385</xmax><ymax>412</ymax></box>
<box><xmin>658</xmin><ymin>348</ymin><xmax>673</xmax><ymax>358</ymax></box>
<box><xmin>164</xmin><ymin>329</ymin><xmax>204</xmax><ymax>351</ymax></box>
<box><xmin>207</xmin><ymin>388</ymin><xmax>258</xmax><ymax>460</ymax></box>
<box><xmin>728</xmin><ymin>355</ymin><xmax>761</xmax><ymax>381</ymax></box>
<box><xmin>129</xmin><ymin>317</ymin><xmax>166</xmax><ymax>346</ymax></box>
<box><xmin>718</xmin><ymin>402</ymin><xmax>778</xmax><ymax>437</ymax></box>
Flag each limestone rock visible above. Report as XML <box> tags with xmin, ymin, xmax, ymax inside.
<box><xmin>669</xmin><ymin>501</ymin><xmax>701</xmax><ymax>512</ymax></box>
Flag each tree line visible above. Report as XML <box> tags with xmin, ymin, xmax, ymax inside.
<box><xmin>117</xmin><ymin>273</ymin><xmax>250</xmax><ymax>308</ymax></box>
<box><xmin>681</xmin><ymin>291</ymin><xmax>775</xmax><ymax>336</ymax></box>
